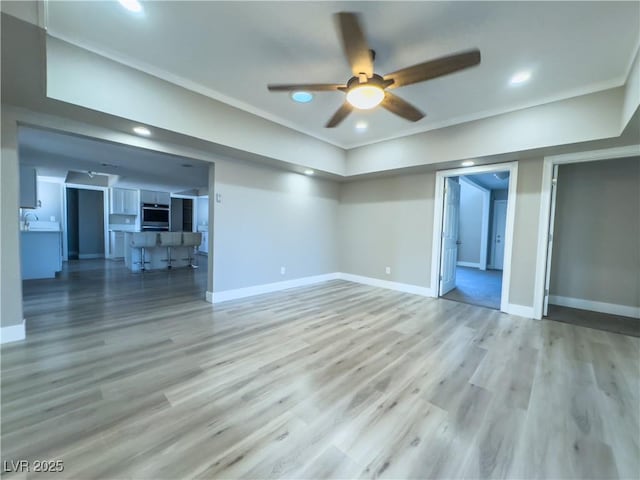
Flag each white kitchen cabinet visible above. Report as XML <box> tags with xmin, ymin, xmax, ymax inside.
<box><xmin>110</xmin><ymin>231</ymin><xmax>125</xmax><ymax>258</ymax></box>
<box><xmin>21</xmin><ymin>231</ymin><xmax>62</xmax><ymax>279</ymax></box>
<box><xmin>140</xmin><ymin>189</ymin><xmax>170</xmax><ymax>206</ymax></box>
<box><xmin>20</xmin><ymin>166</ymin><xmax>38</xmax><ymax>209</ymax></box>
<box><xmin>110</xmin><ymin>188</ymin><xmax>138</xmax><ymax>215</ymax></box>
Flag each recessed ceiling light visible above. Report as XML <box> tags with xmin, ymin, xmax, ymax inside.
<box><xmin>355</xmin><ymin>121</ymin><xmax>368</xmax><ymax>131</ymax></box>
<box><xmin>304</xmin><ymin>169</ymin><xmax>314</xmax><ymax>175</ymax></box>
<box><xmin>133</xmin><ymin>126</ymin><xmax>151</xmax><ymax>136</ymax></box>
<box><xmin>118</xmin><ymin>0</ymin><xmax>142</xmax><ymax>13</ymax></box>
<box><xmin>462</xmin><ymin>160</ymin><xmax>475</xmax><ymax>167</ymax></box>
<box><xmin>291</xmin><ymin>91</ymin><xmax>314</xmax><ymax>103</ymax></box>
<box><xmin>510</xmin><ymin>71</ymin><xmax>531</xmax><ymax>85</ymax></box>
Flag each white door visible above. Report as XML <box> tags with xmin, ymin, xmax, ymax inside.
<box><xmin>492</xmin><ymin>200</ymin><xmax>507</xmax><ymax>270</ymax></box>
<box><xmin>439</xmin><ymin>178</ymin><xmax>461</xmax><ymax>295</ymax></box>
<box><xmin>543</xmin><ymin>165</ymin><xmax>559</xmax><ymax>316</ymax></box>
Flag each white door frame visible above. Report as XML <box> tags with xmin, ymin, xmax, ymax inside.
<box><xmin>431</xmin><ymin>161</ymin><xmax>518</xmax><ymax>313</ymax></box>
<box><xmin>533</xmin><ymin>144</ymin><xmax>640</xmax><ymax>320</ymax></box>
<box><xmin>63</xmin><ymin>183</ymin><xmax>109</xmax><ymax>260</ymax></box>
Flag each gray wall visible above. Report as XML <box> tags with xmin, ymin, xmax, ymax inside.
<box><xmin>32</xmin><ymin>180</ymin><xmax>63</xmax><ymax>223</ymax></box>
<box><xmin>77</xmin><ymin>189</ymin><xmax>104</xmax><ymax>256</ymax></box>
<box><xmin>1</xmin><ymin>119</ymin><xmax>23</xmax><ymax>328</ymax></box>
<box><xmin>66</xmin><ymin>188</ymin><xmax>79</xmax><ymax>257</ymax></box>
<box><xmin>458</xmin><ymin>180</ymin><xmax>483</xmax><ymax>265</ymax></box>
<box><xmin>338</xmin><ymin>173</ymin><xmax>435</xmax><ymax>287</ymax></box>
<box><xmin>212</xmin><ymin>158</ymin><xmax>339</xmax><ymax>292</ymax></box>
<box><xmin>508</xmin><ymin>158</ymin><xmax>544</xmax><ymax>307</ymax></box>
<box><xmin>550</xmin><ymin>157</ymin><xmax>640</xmax><ymax>307</ymax></box>
<box><xmin>338</xmin><ymin>158</ymin><xmax>545</xmax><ymax>310</ymax></box>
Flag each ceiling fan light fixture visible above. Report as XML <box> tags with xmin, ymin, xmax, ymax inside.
<box><xmin>346</xmin><ymin>85</ymin><xmax>385</xmax><ymax>110</ymax></box>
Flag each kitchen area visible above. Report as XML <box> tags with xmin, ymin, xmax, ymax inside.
<box><xmin>20</xmin><ymin>176</ymin><xmax>209</xmax><ymax>279</ymax></box>
<box><xmin>18</xmin><ymin>126</ymin><xmax>211</xmax><ymax>282</ymax></box>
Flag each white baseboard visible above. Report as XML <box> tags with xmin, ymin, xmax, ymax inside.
<box><xmin>209</xmin><ymin>272</ymin><xmax>435</xmax><ymax>304</ymax></box>
<box><xmin>549</xmin><ymin>295</ymin><xmax>640</xmax><ymax>319</ymax></box>
<box><xmin>208</xmin><ymin>271</ymin><xmax>537</xmax><ymax>319</ymax></box>
<box><xmin>457</xmin><ymin>261</ymin><xmax>480</xmax><ymax>268</ymax></box>
<box><xmin>1</xmin><ymin>320</ymin><xmax>26</xmax><ymax>344</ymax></box>
<box><xmin>78</xmin><ymin>253</ymin><xmax>103</xmax><ymax>259</ymax></box>
<box><xmin>337</xmin><ymin>273</ymin><xmax>434</xmax><ymax>297</ymax></box>
<box><xmin>210</xmin><ymin>272</ymin><xmax>341</xmax><ymax>303</ymax></box>
<box><xmin>504</xmin><ymin>303</ymin><xmax>536</xmax><ymax>319</ymax></box>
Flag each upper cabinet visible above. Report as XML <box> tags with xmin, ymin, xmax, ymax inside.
<box><xmin>140</xmin><ymin>189</ymin><xmax>170</xmax><ymax>206</ymax></box>
<box><xmin>110</xmin><ymin>188</ymin><xmax>138</xmax><ymax>215</ymax></box>
<box><xmin>20</xmin><ymin>166</ymin><xmax>38</xmax><ymax>209</ymax></box>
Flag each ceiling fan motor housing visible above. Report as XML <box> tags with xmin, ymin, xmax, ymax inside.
<box><xmin>346</xmin><ymin>74</ymin><xmax>390</xmax><ymax>90</ymax></box>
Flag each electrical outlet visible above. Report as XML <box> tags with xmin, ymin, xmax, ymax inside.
<box><xmin>280</xmin><ymin>266</ymin><xmax>286</xmax><ymax>275</ymax></box>
<box><xmin>385</xmin><ymin>266</ymin><xmax>391</xmax><ymax>275</ymax></box>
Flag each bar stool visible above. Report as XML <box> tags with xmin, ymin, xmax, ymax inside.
<box><xmin>181</xmin><ymin>232</ymin><xmax>203</xmax><ymax>268</ymax></box>
<box><xmin>159</xmin><ymin>232</ymin><xmax>182</xmax><ymax>269</ymax></box>
<box><xmin>130</xmin><ymin>232</ymin><xmax>157</xmax><ymax>272</ymax></box>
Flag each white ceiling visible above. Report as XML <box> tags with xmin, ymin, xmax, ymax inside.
<box><xmin>18</xmin><ymin>127</ymin><xmax>210</xmax><ymax>193</ymax></box>
<box><xmin>42</xmin><ymin>1</ymin><xmax>640</xmax><ymax>149</ymax></box>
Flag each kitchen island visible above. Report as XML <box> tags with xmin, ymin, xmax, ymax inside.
<box><xmin>124</xmin><ymin>231</ymin><xmax>202</xmax><ymax>272</ymax></box>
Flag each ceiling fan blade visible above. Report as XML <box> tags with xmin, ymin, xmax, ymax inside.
<box><xmin>384</xmin><ymin>49</ymin><xmax>481</xmax><ymax>89</ymax></box>
<box><xmin>335</xmin><ymin>12</ymin><xmax>373</xmax><ymax>78</ymax></box>
<box><xmin>268</xmin><ymin>83</ymin><xmax>346</xmax><ymax>92</ymax></box>
<box><xmin>325</xmin><ymin>102</ymin><xmax>353</xmax><ymax>128</ymax></box>
<box><xmin>380</xmin><ymin>92</ymin><xmax>425</xmax><ymax>122</ymax></box>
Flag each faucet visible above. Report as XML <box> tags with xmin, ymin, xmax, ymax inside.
<box><xmin>23</xmin><ymin>211</ymin><xmax>38</xmax><ymax>230</ymax></box>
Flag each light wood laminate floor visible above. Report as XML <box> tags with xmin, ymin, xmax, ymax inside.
<box><xmin>2</xmin><ymin>260</ymin><xmax>639</xmax><ymax>479</ymax></box>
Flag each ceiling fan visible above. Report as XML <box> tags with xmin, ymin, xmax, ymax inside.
<box><xmin>268</xmin><ymin>12</ymin><xmax>481</xmax><ymax>128</ymax></box>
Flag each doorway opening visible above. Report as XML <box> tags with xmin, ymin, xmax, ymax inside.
<box><xmin>431</xmin><ymin>162</ymin><xmax>518</xmax><ymax>313</ymax></box>
<box><xmin>17</xmin><ymin>125</ymin><xmax>212</xmax><ymax>341</ymax></box>
<box><xmin>65</xmin><ymin>186</ymin><xmax>107</xmax><ymax>261</ymax></box>
<box><xmin>537</xmin><ymin>150</ymin><xmax>639</xmax><ymax>335</ymax></box>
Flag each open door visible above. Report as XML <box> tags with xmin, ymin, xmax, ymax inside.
<box><xmin>543</xmin><ymin>165</ymin><xmax>559</xmax><ymax>316</ymax></box>
<box><xmin>439</xmin><ymin>178</ymin><xmax>461</xmax><ymax>295</ymax></box>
